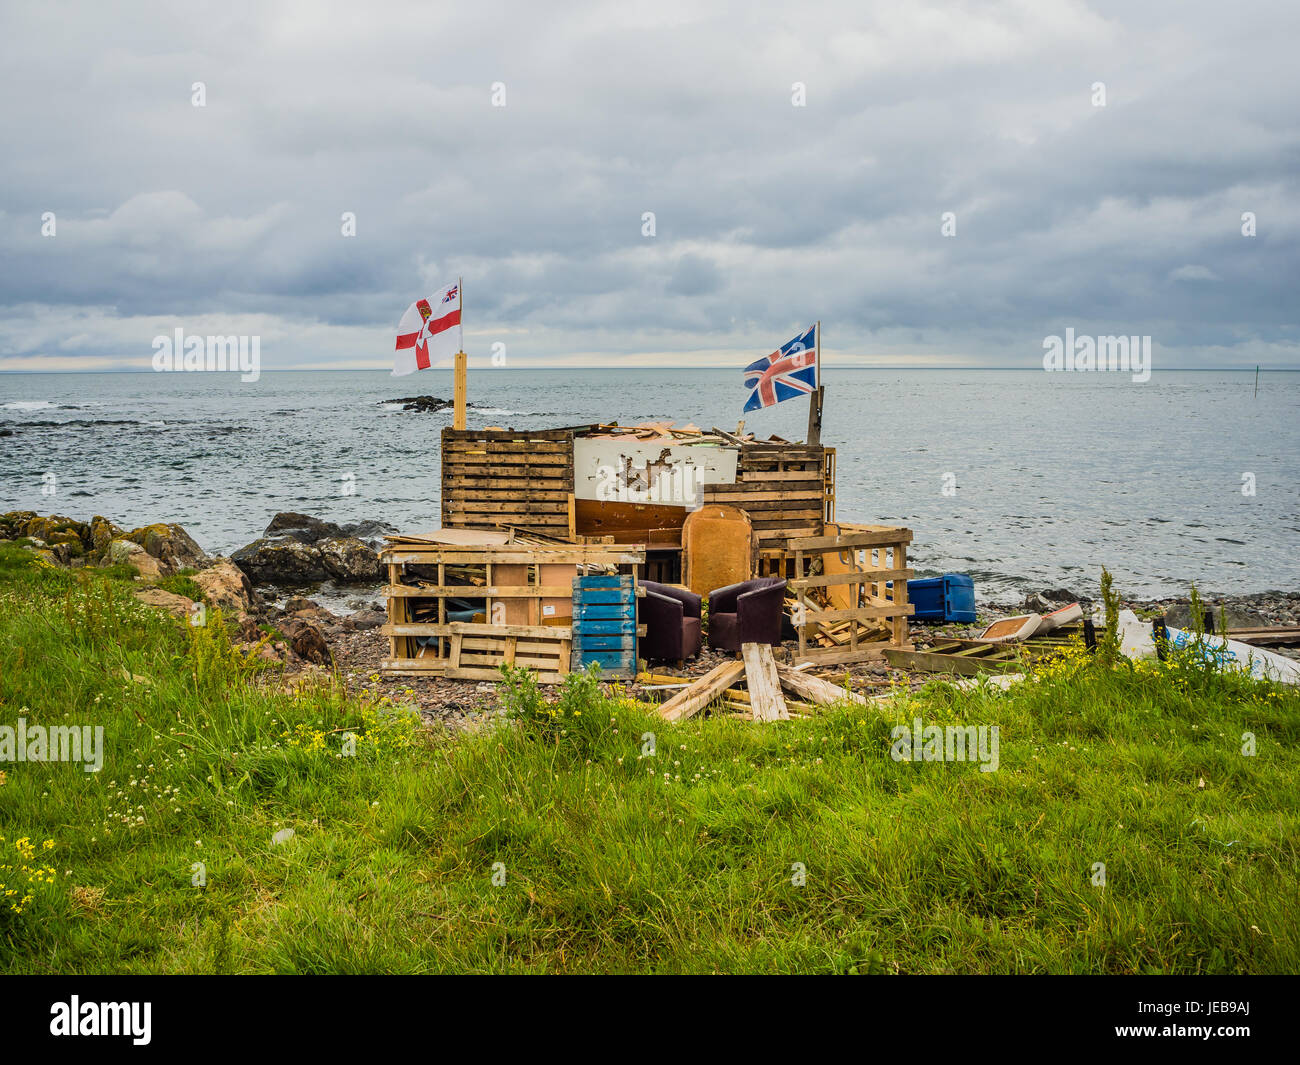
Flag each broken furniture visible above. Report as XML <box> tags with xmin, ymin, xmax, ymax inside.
<box><xmin>707</xmin><ymin>577</ymin><xmax>787</xmax><ymax>652</ymax></box>
<box><xmin>638</xmin><ymin>580</ymin><xmax>703</xmax><ymax>665</ymax></box>
<box><xmin>570</xmin><ymin>574</ymin><xmax>638</xmax><ymax>679</ymax></box>
<box><xmin>787</xmin><ymin>525</ymin><xmax>914</xmax><ymax>665</ymax></box>
<box><xmin>652</xmin><ymin>642</ymin><xmax>868</xmax><ymax>723</ymax></box>
<box><xmin>681</xmin><ymin>504</ymin><xmax>755</xmax><ymax>598</ymax></box>
<box><xmin>378</xmin><ymin>535</ymin><xmax>644</xmax><ymax>679</ymax></box>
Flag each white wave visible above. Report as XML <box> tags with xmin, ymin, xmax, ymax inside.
<box><xmin>2</xmin><ymin>400</ymin><xmax>56</xmax><ymax>411</ymax></box>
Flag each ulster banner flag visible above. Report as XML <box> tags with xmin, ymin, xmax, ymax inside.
<box><xmin>393</xmin><ymin>280</ymin><xmax>462</xmax><ymax>376</ymax></box>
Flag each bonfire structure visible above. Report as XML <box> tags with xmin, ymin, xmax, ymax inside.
<box><xmin>380</xmin><ymin>422</ymin><xmax>913</xmax><ymax>679</ymax></box>
<box><xmin>378</xmin><ymin>304</ymin><xmax>913</xmax><ymax>718</ymax></box>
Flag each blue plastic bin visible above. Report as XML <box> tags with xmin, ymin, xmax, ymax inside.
<box><xmin>907</xmin><ymin>573</ymin><xmax>976</xmax><ymax>623</ymax></box>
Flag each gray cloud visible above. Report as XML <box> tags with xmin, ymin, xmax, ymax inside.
<box><xmin>1</xmin><ymin>0</ymin><xmax>1297</xmax><ymax>371</ymax></box>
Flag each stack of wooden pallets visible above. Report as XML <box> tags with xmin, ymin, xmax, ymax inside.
<box><xmin>441</xmin><ymin>428</ymin><xmax>576</xmax><ymax>538</ymax></box>
<box><xmin>379</xmin><ymin>537</ymin><xmax>644</xmax><ymax>680</ymax></box>
<box><xmin>700</xmin><ymin>440</ymin><xmax>831</xmax><ymax>553</ymax></box>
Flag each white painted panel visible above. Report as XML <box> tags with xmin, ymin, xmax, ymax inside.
<box><xmin>573</xmin><ymin>440</ymin><xmax>738</xmax><ymax>508</ymax></box>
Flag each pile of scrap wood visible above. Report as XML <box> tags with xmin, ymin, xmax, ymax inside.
<box><xmin>785</xmin><ymin>586</ymin><xmax>892</xmax><ymax>650</ymax></box>
<box><xmin>578</xmin><ymin>421</ymin><xmax>795</xmax><ymax>445</ymax></box>
<box><xmin>883</xmin><ymin>622</ymin><xmax>1089</xmax><ymax>676</ymax></box>
<box><xmin>641</xmin><ymin>643</ymin><xmax>871</xmax><ymax>723</ymax></box>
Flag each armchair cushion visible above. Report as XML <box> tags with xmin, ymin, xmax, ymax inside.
<box><xmin>638</xmin><ymin>581</ymin><xmax>703</xmax><ymax>662</ymax></box>
<box><xmin>706</xmin><ymin>577</ymin><xmax>786</xmax><ymax>651</ymax></box>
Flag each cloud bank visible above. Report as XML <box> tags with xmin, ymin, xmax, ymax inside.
<box><xmin>1</xmin><ymin>0</ymin><xmax>1296</xmax><ymax>371</ymax></box>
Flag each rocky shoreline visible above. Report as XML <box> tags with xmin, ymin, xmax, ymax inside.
<box><xmin>5</xmin><ymin>508</ymin><xmax>1297</xmax><ymax>731</ymax></box>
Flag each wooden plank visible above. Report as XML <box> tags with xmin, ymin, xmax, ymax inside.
<box><xmin>776</xmin><ymin>664</ymin><xmax>868</xmax><ymax>706</ymax></box>
<box><xmin>701</xmin><ymin>487</ymin><xmax>825</xmax><ymax>501</ymax></box>
<box><xmin>789</xmin><ymin>568</ymin><xmax>912</xmax><ymax>589</ymax></box>
<box><xmin>797</xmin><ymin>603</ymin><xmax>915</xmax><ymax>622</ymax></box>
<box><xmin>382</xmin><ymin>584</ymin><xmax>577</xmax><ymax>599</ymax></box>
<box><xmin>792</xmin><ymin>642</ymin><xmax>893</xmax><ymax>666</ymax></box>
<box><xmin>444</xmin><ymin>455</ymin><xmax>573</xmax><ymax>468</ymax></box>
<box><xmin>380</xmin><ymin>621</ymin><xmax>573</xmax><ymax>638</ymax></box>
<box><xmin>443</xmin><ymin>440</ymin><xmax>572</xmax><ymax>455</ymax></box>
<box><xmin>658</xmin><ymin>660</ymin><xmax>746</xmax><ymax>722</ymax></box>
<box><xmin>444</xmin><ymin>666</ymin><xmax>566</xmax><ymax>683</ymax></box>
<box><xmin>727</xmin><ymin>469</ymin><xmax>824</xmax><ymax>482</ymax></box>
<box><xmin>741</xmin><ymin>643</ymin><xmax>790</xmax><ymax>722</ymax></box>
<box><xmin>444</xmin><ymin>500</ymin><xmax>572</xmax><ymax>514</ymax></box>
<box><xmin>789</xmin><ymin>529</ymin><xmax>914</xmax><ymax>551</ymax></box>
<box><xmin>882</xmin><ymin>647</ymin><xmax>1019</xmax><ymax>675</ymax></box>
<box><xmin>381</xmin><ymin>549</ymin><xmax>644</xmax><ymax>566</ymax></box>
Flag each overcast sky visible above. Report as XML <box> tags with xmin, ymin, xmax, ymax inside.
<box><xmin>1</xmin><ymin>0</ymin><xmax>1296</xmax><ymax>372</ymax></box>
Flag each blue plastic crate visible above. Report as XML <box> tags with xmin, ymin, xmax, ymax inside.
<box><xmin>907</xmin><ymin>573</ymin><xmax>976</xmax><ymax>623</ymax></box>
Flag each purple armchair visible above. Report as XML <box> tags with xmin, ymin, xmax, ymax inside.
<box><xmin>707</xmin><ymin>578</ymin><xmax>787</xmax><ymax>652</ymax></box>
<box><xmin>638</xmin><ymin>580</ymin><xmax>703</xmax><ymax>665</ymax></box>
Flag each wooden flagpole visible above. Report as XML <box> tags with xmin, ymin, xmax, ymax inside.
<box><xmin>453</xmin><ymin>275</ymin><xmax>467</xmax><ymax>430</ymax></box>
<box><xmin>805</xmin><ymin>320</ymin><xmax>824</xmax><ymax>446</ymax></box>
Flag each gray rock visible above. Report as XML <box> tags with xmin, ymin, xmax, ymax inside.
<box><xmin>387</xmin><ymin>395</ymin><xmax>453</xmax><ymax>412</ymax></box>
<box><xmin>342</xmin><ymin>519</ymin><xmax>398</xmax><ymax>549</ymax></box>
<box><xmin>1163</xmin><ymin>601</ymin><xmax>1268</xmax><ymax>631</ymax></box>
<box><xmin>318</xmin><ymin>536</ymin><xmax>382</xmax><ymax>584</ymax></box>
<box><xmin>263</xmin><ymin>512</ymin><xmax>345</xmax><ymax>544</ymax></box>
<box><xmin>231</xmin><ymin>538</ymin><xmax>331</xmax><ymax>585</ymax></box>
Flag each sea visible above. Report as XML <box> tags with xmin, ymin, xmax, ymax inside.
<box><xmin>2</xmin><ymin>368</ymin><xmax>1297</xmax><ymax>601</ymax></box>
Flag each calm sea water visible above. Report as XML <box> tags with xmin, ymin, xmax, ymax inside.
<box><xmin>2</xmin><ymin>368</ymin><xmax>1297</xmax><ymax>600</ymax></box>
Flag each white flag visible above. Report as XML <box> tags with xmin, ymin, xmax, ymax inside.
<box><xmin>392</xmin><ymin>280</ymin><xmax>461</xmax><ymax>376</ymax></box>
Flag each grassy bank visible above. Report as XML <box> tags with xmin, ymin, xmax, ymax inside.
<box><xmin>1</xmin><ymin>541</ymin><xmax>1297</xmax><ymax>973</ymax></box>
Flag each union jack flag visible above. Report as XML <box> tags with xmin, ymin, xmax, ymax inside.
<box><xmin>743</xmin><ymin>324</ymin><xmax>818</xmax><ymax>412</ymax></box>
<box><xmin>442</xmin><ymin>285</ymin><xmax>458</xmax><ymax>304</ymax></box>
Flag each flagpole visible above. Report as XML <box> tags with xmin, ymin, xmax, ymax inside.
<box><xmin>806</xmin><ymin>320</ymin><xmax>823</xmax><ymax>446</ymax></box>
<box><xmin>453</xmin><ymin>275</ymin><xmax>467</xmax><ymax>430</ymax></box>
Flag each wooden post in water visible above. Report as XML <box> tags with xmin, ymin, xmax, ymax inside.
<box><xmin>1255</xmin><ymin>365</ymin><xmax>1260</xmax><ymax>398</ymax></box>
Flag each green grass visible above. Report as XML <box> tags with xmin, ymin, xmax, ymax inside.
<box><xmin>1</xmin><ymin>540</ymin><xmax>1297</xmax><ymax>973</ymax></box>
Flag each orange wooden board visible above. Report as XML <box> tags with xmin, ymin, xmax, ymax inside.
<box><xmin>682</xmin><ymin>505</ymin><xmax>755</xmax><ymax>598</ymax></box>
<box><xmin>540</xmin><ymin>563</ymin><xmax>578</xmax><ymax>623</ymax></box>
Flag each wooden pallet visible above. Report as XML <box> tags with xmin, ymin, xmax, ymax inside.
<box><xmin>441</xmin><ymin>428</ymin><xmax>576</xmax><ymax>537</ymax></box>
<box><xmin>382</xmin><ymin>622</ymin><xmax>571</xmax><ymax>681</ymax></box>
<box><xmin>787</xmin><ymin>526</ymin><xmax>914</xmax><ymax>664</ymax></box>
<box><xmin>700</xmin><ymin>442</ymin><xmax>829</xmax><ymax>553</ymax></box>
<box><xmin>1226</xmin><ymin>626</ymin><xmax>1300</xmax><ymax>647</ymax></box>
<box><xmin>379</xmin><ymin>540</ymin><xmax>644</xmax><ymax>677</ymax></box>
